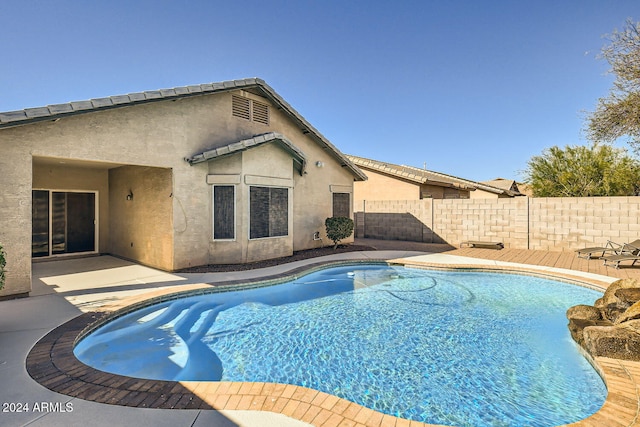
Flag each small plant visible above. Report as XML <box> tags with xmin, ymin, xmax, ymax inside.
<box><xmin>325</xmin><ymin>217</ymin><xmax>354</xmax><ymax>250</ymax></box>
<box><xmin>0</xmin><ymin>243</ymin><xmax>5</xmax><ymax>290</ymax></box>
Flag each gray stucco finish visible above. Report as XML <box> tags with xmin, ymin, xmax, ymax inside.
<box><xmin>0</xmin><ymin>78</ymin><xmax>364</xmax><ymax>298</ymax></box>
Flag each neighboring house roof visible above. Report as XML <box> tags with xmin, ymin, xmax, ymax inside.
<box><xmin>481</xmin><ymin>178</ymin><xmax>521</xmax><ymax>194</ymax></box>
<box><xmin>186</xmin><ymin>132</ymin><xmax>307</xmax><ymax>175</ymax></box>
<box><xmin>347</xmin><ymin>155</ymin><xmax>521</xmax><ymax>197</ymax></box>
<box><xmin>0</xmin><ymin>77</ymin><xmax>366</xmax><ymax>181</ymax></box>
<box><xmin>515</xmin><ymin>182</ymin><xmax>533</xmax><ymax>197</ymax></box>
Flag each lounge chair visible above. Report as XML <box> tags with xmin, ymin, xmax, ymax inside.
<box><xmin>602</xmin><ymin>241</ymin><xmax>640</xmax><ymax>269</ymax></box>
<box><xmin>460</xmin><ymin>241</ymin><xmax>504</xmax><ymax>250</ymax></box>
<box><xmin>575</xmin><ymin>240</ymin><xmax>627</xmax><ymax>259</ymax></box>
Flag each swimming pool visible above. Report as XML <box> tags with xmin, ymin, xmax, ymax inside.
<box><xmin>74</xmin><ymin>264</ymin><xmax>606</xmax><ymax>426</ymax></box>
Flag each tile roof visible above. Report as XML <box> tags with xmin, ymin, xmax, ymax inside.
<box><xmin>186</xmin><ymin>132</ymin><xmax>307</xmax><ymax>175</ymax></box>
<box><xmin>0</xmin><ymin>78</ymin><xmax>367</xmax><ymax>181</ymax></box>
<box><xmin>347</xmin><ymin>155</ymin><xmax>521</xmax><ymax>196</ymax></box>
<box><xmin>481</xmin><ymin>178</ymin><xmax>521</xmax><ymax>193</ymax></box>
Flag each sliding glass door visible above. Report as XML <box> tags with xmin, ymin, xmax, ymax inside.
<box><xmin>32</xmin><ymin>190</ymin><xmax>96</xmax><ymax>257</ymax></box>
<box><xmin>32</xmin><ymin>190</ymin><xmax>50</xmax><ymax>257</ymax></box>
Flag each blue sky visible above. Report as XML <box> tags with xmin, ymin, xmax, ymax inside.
<box><xmin>1</xmin><ymin>1</ymin><xmax>639</xmax><ymax>182</ymax></box>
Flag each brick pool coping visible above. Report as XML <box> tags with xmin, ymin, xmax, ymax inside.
<box><xmin>26</xmin><ymin>260</ymin><xmax>640</xmax><ymax>427</ymax></box>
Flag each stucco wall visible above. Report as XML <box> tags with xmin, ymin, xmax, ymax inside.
<box><xmin>204</xmin><ymin>133</ymin><xmax>356</xmax><ymax>264</ymax></box>
<box><xmin>352</xmin><ymin>168</ymin><xmax>497</xmax><ymax>201</ymax></box>
<box><xmin>205</xmin><ymin>143</ymin><xmax>296</xmax><ymax>264</ymax></box>
<box><xmin>0</xmin><ymin>86</ymin><xmax>357</xmax><ymax>296</ymax></box>
<box><xmin>290</xmin><ymin>149</ymin><xmax>356</xmax><ymax>252</ymax></box>
<box><xmin>0</xmin><ymin>144</ymin><xmax>32</xmax><ymax>297</ymax></box>
<box><xmin>353</xmin><ymin>169</ymin><xmax>420</xmax><ymax>202</ymax></box>
<box><xmin>109</xmin><ymin>166</ymin><xmax>173</xmax><ymax>270</ymax></box>
<box><xmin>355</xmin><ymin>196</ymin><xmax>640</xmax><ymax>251</ymax></box>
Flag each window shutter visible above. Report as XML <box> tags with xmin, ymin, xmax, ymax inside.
<box><xmin>269</xmin><ymin>188</ymin><xmax>288</xmax><ymax>236</ymax></box>
<box><xmin>213</xmin><ymin>186</ymin><xmax>235</xmax><ymax>239</ymax></box>
<box><xmin>332</xmin><ymin>193</ymin><xmax>350</xmax><ymax>218</ymax></box>
<box><xmin>250</xmin><ymin>186</ymin><xmax>288</xmax><ymax>238</ymax></box>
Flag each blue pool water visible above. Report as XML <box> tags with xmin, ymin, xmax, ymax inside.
<box><xmin>74</xmin><ymin>264</ymin><xmax>606</xmax><ymax>426</ymax></box>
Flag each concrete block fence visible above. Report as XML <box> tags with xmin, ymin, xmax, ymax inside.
<box><xmin>354</xmin><ymin>196</ymin><xmax>640</xmax><ymax>251</ymax></box>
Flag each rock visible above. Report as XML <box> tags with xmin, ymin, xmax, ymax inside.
<box><xmin>601</xmin><ymin>278</ymin><xmax>640</xmax><ymax>308</ymax></box>
<box><xmin>620</xmin><ymin>319</ymin><xmax>640</xmax><ymax>333</ymax></box>
<box><xmin>566</xmin><ymin>278</ymin><xmax>640</xmax><ymax>361</ymax></box>
<box><xmin>603</xmin><ymin>303</ymin><xmax>627</xmax><ymax>323</ymax></box>
<box><xmin>567</xmin><ymin>304</ymin><xmax>602</xmax><ymax>321</ymax></box>
<box><xmin>567</xmin><ymin>305</ymin><xmax>609</xmax><ymax>346</ymax></box>
<box><xmin>616</xmin><ymin>300</ymin><xmax>640</xmax><ymax>324</ymax></box>
<box><xmin>568</xmin><ymin>318</ymin><xmax>613</xmax><ymax>346</ymax></box>
<box><xmin>583</xmin><ymin>324</ymin><xmax>640</xmax><ymax>361</ymax></box>
<box><xmin>615</xmin><ymin>288</ymin><xmax>640</xmax><ymax>306</ymax></box>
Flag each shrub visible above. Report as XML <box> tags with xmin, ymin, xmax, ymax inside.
<box><xmin>325</xmin><ymin>217</ymin><xmax>354</xmax><ymax>249</ymax></box>
<box><xmin>0</xmin><ymin>243</ymin><xmax>5</xmax><ymax>290</ymax></box>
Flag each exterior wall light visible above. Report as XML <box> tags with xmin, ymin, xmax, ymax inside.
<box><xmin>126</xmin><ymin>190</ymin><xmax>133</xmax><ymax>201</ymax></box>
<box><xmin>316</xmin><ymin>161</ymin><xmax>324</xmax><ymax>168</ymax></box>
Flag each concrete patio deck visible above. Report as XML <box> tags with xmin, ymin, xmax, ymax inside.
<box><xmin>3</xmin><ymin>239</ymin><xmax>640</xmax><ymax>426</ymax></box>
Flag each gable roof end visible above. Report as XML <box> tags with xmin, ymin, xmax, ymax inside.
<box><xmin>186</xmin><ymin>132</ymin><xmax>307</xmax><ymax>175</ymax></box>
<box><xmin>481</xmin><ymin>178</ymin><xmax>521</xmax><ymax>194</ymax></box>
<box><xmin>0</xmin><ymin>78</ymin><xmax>367</xmax><ymax>181</ymax></box>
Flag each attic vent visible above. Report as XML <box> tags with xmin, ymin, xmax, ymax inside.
<box><xmin>232</xmin><ymin>95</ymin><xmax>251</xmax><ymax>120</ymax></box>
<box><xmin>252</xmin><ymin>101</ymin><xmax>269</xmax><ymax>125</ymax></box>
<box><xmin>232</xmin><ymin>95</ymin><xmax>269</xmax><ymax>125</ymax></box>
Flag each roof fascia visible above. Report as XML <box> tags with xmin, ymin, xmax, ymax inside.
<box><xmin>0</xmin><ymin>78</ymin><xmax>366</xmax><ymax>182</ymax></box>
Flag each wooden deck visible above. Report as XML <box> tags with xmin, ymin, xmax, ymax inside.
<box><xmin>356</xmin><ymin>238</ymin><xmax>640</xmax><ymax>282</ymax></box>
<box><xmin>448</xmin><ymin>246</ymin><xmax>640</xmax><ymax>281</ymax></box>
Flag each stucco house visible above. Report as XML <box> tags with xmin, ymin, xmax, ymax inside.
<box><xmin>0</xmin><ymin>78</ymin><xmax>367</xmax><ymax>299</ymax></box>
<box><xmin>347</xmin><ymin>155</ymin><xmax>521</xmax><ymax>204</ymax></box>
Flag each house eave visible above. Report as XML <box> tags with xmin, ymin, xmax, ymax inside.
<box><xmin>186</xmin><ymin>132</ymin><xmax>308</xmax><ymax>176</ymax></box>
<box><xmin>0</xmin><ymin>78</ymin><xmax>367</xmax><ymax>182</ymax></box>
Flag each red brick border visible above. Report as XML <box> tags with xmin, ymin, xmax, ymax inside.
<box><xmin>26</xmin><ymin>261</ymin><xmax>640</xmax><ymax>427</ymax></box>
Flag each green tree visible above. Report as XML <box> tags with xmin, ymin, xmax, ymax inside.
<box><xmin>325</xmin><ymin>217</ymin><xmax>354</xmax><ymax>249</ymax></box>
<box><xmin>587</xmin><ymin>19</ymin><xmax>640</xmax><ymax>151</ymax></box>
<box><xmin>524</xmin><ymin>143</ymin><xmax>640</xmax><ymax>197</ymax></box>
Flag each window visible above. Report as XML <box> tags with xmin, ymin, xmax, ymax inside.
<box><xmin>250</xmin><ymin>186</ymin><xmax>288</xmax><ymax>239</ymax></box>
<box><xmin>213</xmin><ymin>185</ymin><xmax>235</xmax><ymax>240</ymax></box>
<box><xmin>332</xmin><ymin>193</ymin><xmax>350</xmax><ymax>218</ymax></box>
<box><xmin>232</xmin><ymin>95</ymin><xmax>269</xmax><ymax>125</ymax></box>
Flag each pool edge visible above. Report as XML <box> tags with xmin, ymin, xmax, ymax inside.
<box><xmin>26</xmin><ymin>259</ymin><xmax>640</xmax><ymax>427</ymax></box>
